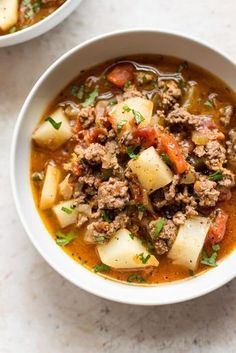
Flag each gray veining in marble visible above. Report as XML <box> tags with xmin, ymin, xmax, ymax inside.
<box><xmin>0</xmin><ymin>0</ymin><xmax>236</xmax><ymax>352</ymax></box>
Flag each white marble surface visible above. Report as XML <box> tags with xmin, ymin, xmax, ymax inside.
<box><xmin>0</xmin><ymin>0</ymin><xmax>236</xmax><ymax>352</ymax></box>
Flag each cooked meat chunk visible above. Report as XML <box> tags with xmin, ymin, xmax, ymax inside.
<box><xmin>226</xmin><ymin>129</ymin><xmax>236</xmax><ymax>168</ymax></box>
<box><xmin>75</xmin><ymin>143</ymin><xmax>106</xmax><ymax>165</ymax></box>
<box><xmin>194</xmin><ymin>141</ymin><xmax>226</xmax><ymax>170</ymax></box>
<box><xmin>220</xmin><ymin>105</ymin><xmax>233</xmax><ymax>126</ymax></box>
<box><xmin>78</xmin><ymin>107</ymin><xmax>96</xmax><ymax>129</ymax></box>
<box><xmin>165</xmin><ymin>106</ymin><xmax>200</xmax><ymax>126</ymax></box>
<box><xmin>97</xmin><ymin>178</ymin><xmax>129</xmax><ymax>209</ymax></box>
<box><xmin>194</xmin><ymin>175</ymin><xmax>220</xmax><ymax>207</ymax></box>
<box><xmin>149</xmin><ymin>219</ymin><xmax>177</xmax><ymax>255</ymax></box>
<box><xmin>218</xmin><ymin>168</ymin><xmax>235</xmax><ymax>188</ymax></box>
<box><xmin>85</xmin><ymin>212</ymin><xmax>129</xmax><ymax>244</ymax></box>
<box><xmin>159</xmin><ymin>81</ymin><xmax>181</xmax><ymax>109</ymax></box>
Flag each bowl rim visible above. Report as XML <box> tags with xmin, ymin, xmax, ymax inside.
<box><xmin>11</xmin><ymin>28</ymin><xmax>236</xmax><ymax>305</ymax></box>
<box><xmin>0</xmin><ymin>0</ymin><xmax>82</xmax><ymax>47</ymax></box>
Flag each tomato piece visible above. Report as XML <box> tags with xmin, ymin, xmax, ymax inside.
<box><xmin>85</xmin><ymin>127</ymin><xmax>107</xmax><ymax>144</ymax></box>
<box><xmin>159</xmin><ymin>133</ymin><xmax>187</xmax><ymax>174</ymax></box>
<box><xmin>207</xmin><ymin>209</ymin><xmax>228</xmax><ymax>244</ymax></box>
<box><xmin>107</xmin><ymin>64</ymin><xmax>134</xmax><ymax>88</ymax></box>
<box><xmin>135</xmin><ymin>126</ymin><xmax>157</xmax><ymax>147</ymax></box>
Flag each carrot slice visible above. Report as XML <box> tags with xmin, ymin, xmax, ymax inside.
<box><xmin>107</xmin><ymin>64</ymin><xmax>134</xmax><ymax>88</ymax></box>
<box><xmin>207</xmin><ymin>209</ymin><xmax>228</xmax><ymax>244</ymax></box>
<box><xmin>159</xmin><ymin>133</ymin><xmax>187</xmax><ymax>174</ymax></box>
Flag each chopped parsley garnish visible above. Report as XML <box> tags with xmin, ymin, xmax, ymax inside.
<box><xmin>208</xmin><ymin>170</ymin><xmax>223</xmax><ymax>181</ymax></box>
<box><xmin>55</xmin><ymin>231</ymin><xmax>77</xmax><ymax>246</ymax></box>
<box><xmin>137</xmin><ymin>204</ymin><xmax>146</xmax><ymax>212</ymax></box>
<box><xmin>45</xmin><ymin>116</ymin><xmax>62</xmax><ymax>130</ymax></box>
<box><xmin>82</xmin><ymin>87</ymin><xmax>99</xmax><ymax>107</ymax></box>
<box><xmin>124</xmin><ymin>80</ymin><xmax>131</xmax><ymax>89</ymax></box>
<box><xmin>177</xmin><ymin>61</ymin><xmax>188</xmax><ymax>73</ymax></box>
<box><xmin>117</xmin><ymin>118</ymin><xmax>127</xmax><ymax>133</ymax></box>
<box><xmin>138</xmin><ymin>253</ymin><xmax>151</xmax><ymax>264</ymax></box>
<box><xmin>201</xmin><ymin>244</ymin><xmax>221</xmax><ymax>267</ymax></box>
<box><xmin>127</xmin><ymin>274</ymin><xmax>145</xmax><ymax>283</ymax></box>
<box><xmin>155</xmin><ymin>218</ymin><xmax>166</xmax><ymax>237</ymax></box>
<box><xmin>93</xmin><ymin>264</ymin><xmax>110</xmax><ymax>273</ymax></box>
<box><xmin>23</xmin><ymin>0</ymin><xmax>41</xmax><ymax>19</ymax></box>
<box><xmin>129</xmin><ymin>233</ymin><xmax>134</xmax><ymax>240</ymax></box>
<box><xmin>107</xmin><ymin>99</ymin><xmax>117</xmax><ymax>107</ymax></box>
<box><xmin>101</xmin><ymin>168</ymin><xmax>113</xmax><ymax>180</ymax></box>
<box><xmin>127</xmin><ymin>146</ymin><xmax>139</xmax><ymax>160</ymax></box>
<box><xmin>161</xmin><ymin>152</ymin><xmax>172</xmax><ymax>167</ymax></box>
<box><xmin>71</xmin><ymin>85</ymin><xmax>84</xmax><ymax>99</ymax></box>
<box><xmin>204</xmin><ymin>99</ymin><xmax>214</xmax><ymax>108</ymax></box>
<box><xmin>94</xmin><ymin>235</ymin><xmax>106</xmax><ymax>243</ymax></box>
<box><xmin>9</xmin><ymin>26</ymin><xmax>17</xmax><ymax>34</ymax></box>
<box><xmin>61</xmin><ymin>207</ymin><xmax>73</xmax><ymax>214</ymax></box>
<box><xmin>122</xmin><ymin>104</ymin><xmax>144</xmax><ymax>125</ymax></box>
<box><xmin>32</xmin><ymin>172</ymin><xmax>43</xmax><ymax>182</ymax></box>
<box><xmin>102</xmin><ymin>211</ymin><xmax>112</xmax><ymax>223</ymax></box>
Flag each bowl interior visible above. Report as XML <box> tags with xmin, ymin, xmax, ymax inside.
<box><xmin>11</xmin><ymin>30</ymin><xmax>236</xmax><ymax>305</ymax></box>
<box><xmin>0</xmin><ymin>0</ymin><xmax>82</xmax><ymax>47</ymax></box>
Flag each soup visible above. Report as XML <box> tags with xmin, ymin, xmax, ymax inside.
<box><xmin>30</xmin><ymin>55</ymin><xmax>236</xmax><ymax>285</ymax></box>
<box><xmin>0</xmin><ymin>0</ymin><xmax>66</xmax><ymax>35</ymax></box>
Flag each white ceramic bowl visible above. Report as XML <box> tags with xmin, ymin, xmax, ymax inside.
<box><xmin>11</xmin><ymin>30</ymin><xmax>236</xmax><ymax>305</ymax></box>
<box><xmin>0</xmin><ymin>0</ymin><xmax>82</xmax><ymax>47</ymax></box>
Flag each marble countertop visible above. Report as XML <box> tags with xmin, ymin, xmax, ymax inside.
<box><xmin>1</xmin><ymin>0</ymin><xmax>236</xmax><ymax>352</ymax></box>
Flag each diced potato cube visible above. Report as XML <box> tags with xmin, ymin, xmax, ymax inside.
<box><xmin>40</xmin><ymin>165</ymin><xmax>61</xmax><ymax>210</ymax></box>
<box><xmin>110</xmin><ymin>97</ymin><xmax>153</xmax><ymax>130</ymax></box>
<box><xmin>32</xmin><ymin>108</ymin><xmax>72</xmax><ymax>150</ymax></box>
<box><xmin>97</xmin><ymin>228</ymin><xmax>159</xmax><ymax>269</ymax></box>
<box><xmin>128</xmin><ymin>146</ymin><xmax>173</xmax><ymax>193</ymax></box>
<box><xmin>168</xmin><ymin>216</ymin><xmax>211</xmax><ymax>271</ymax></box>
<box><xmin>53</xmin><ymin>200</ymin><xmax>79</xmax><ymax>228</ymax></box>
<box><xmin>0</xmin><ymin>0</ymin><xmax>18</xmax><ymax>31</ymax></box>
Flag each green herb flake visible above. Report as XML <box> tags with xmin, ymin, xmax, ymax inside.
<box><xmin>61</xmin><ymin>207</ymin><xmax>73</xmax><ymax>215</ymax></box>
<box><xmin>94</xmin><ymin>235</ymin><xmax>106</xmax><ymax>243</ymax></box>
<box><xmin>45</xmin><ymin>116</ymin><xmax>62</xmax><ymax>130</ymax></box>
<box><xmin>138</xmin><ymin>253</ymin><xmax>151</xmax><ymax>264</ymax></box>
<box><xmin>122</xmin><ymin>104</ymin><xmax>144</xmax><ymax>125</ymax></box>
<box><xmin>93</xmin><ymin>264</ymin><xmax>110</xmax><ymax>273</ymax></box>
<box><xmin>32</xmin><ymin>172</ymin><xmax>43</xmax><ymax>182</ymax></box>
<box><xmin>101</xmin><ymin>168</ymin><xmax>113</xmax><ymax>180</ymax></box>
<box><xmin>82</xmin><ymin>87</ymin><xmax>99</xmax><ymax>107</ymax></box>
<box><xmin>102</xmin><ymin>211</ymin><xmax>112</xmax><ymax>223</ymax></box>
<box><xmin>117</xmin><ymin>119</ymin><xmax>127</xmax><ymax>133</ymax></box>
<box><xmin>161</xmin><ymin>152</ymin><xmax>172</xmax><ymax>167</ymax></box>
<box><xmin>107</xmin><ymin>99</ymin><xmax>117</xmax><ymax>108</ymax></box>
<box><xmin>124</xmin><ymin>80</ymin><xmax>131</xmax><ymax>89</ymax></box>
<box><xmin>137</xmin><ymin>204</ymin><xmax>146</xmax><ymax>212</ymax></box>
<box><xmin>204</xmin><ymin>99</ymin><xmax>214</xmax><ymax>108</ymax></box>
<box><xmin>155</xmin><ymin>218</ymin><xmax>166</xmax><ymax>237</ymax></box>
<box><xmin>208</xmin><ymin>170</ymin><xmax>223</xmax><ymax>181</ymax></box>
<box><xmin>127</xmin><ymin>274</ymin><xmax>145</xmax><ymax>283</ymax></box>
<box><xmin>133</xmin><ymin>110</ymin><xmax>145</xmax><ymax>125</ymax></box>
<box><xmin>129</xmin><ymin>233</ymin><xmax>134</xmax><ymax>240</ymax></box>
<box><xmin>127</xmin><ymin>146</ymin><xmax>139</xmax><ymax>160</ymax></box>
<box><xmin>71</xmin><ymin>85</ymin><xmax>84</xmax><ymax>100</ymax></box>
<box><xmin>55</xmin><ymin>231</ymin><xmax>77</xmax><ymax>246</ymax></box>
<box><xmin>9</xmin><ymin>26</ymin><xmax>17</xmax><ymax>34</ymax></box>
<box><xmin>201</xmin><ymin>244</ymin><xmax>221</xmax><ymax>267</ymax></box>
<box><xmin>177</xmin><ymin>61</ymin><xmax>188</xmax><ymax>73</ymax></box>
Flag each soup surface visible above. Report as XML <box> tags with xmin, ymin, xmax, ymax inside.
<box><xmin>0</xmin><ymin>0</ymin><xmax>66</xmax><ymax>35</ymax></box>
<box><xmin>31</xmin><ymin>55</ymin><xmax>236</xmax><ymax>285</ymax></box>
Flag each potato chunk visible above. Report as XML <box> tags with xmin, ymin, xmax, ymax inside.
<box><xmin>40</xmin><ymin>165</ymin><xmax>61</xmax><ymax>210</ymax></box>
<box><xmin>97</xmin><ymin>228</ymin><xmax>159</xmax><ymax>269</ymax></box>
<box><xmin>128</xmin><ymin>146</ymin><xmax>173</xmax><ymax>193</ymax></box>
<box><xmin>53</xmin><ymin>200</ymin><xmax>79</xmax><ymax>228</ymax></box>
<box><xmin>110</xmin><ymin>97</ymin><xmax>153</xmax><ymax>130</ymax></box>
<box><xmin>168</xmin><ymin>216</ymin><xmax>211</xmax><ymax>271</ymax></box>
<box><xmin>0</xmin><ymin>0</ymin><xmax>18</xmax><ymax>31</ymax></box>
<box><xmin>32</xmin><ymin>108</ymin><xmax>72</xmax><ymax>150</ymax></box>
